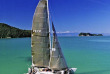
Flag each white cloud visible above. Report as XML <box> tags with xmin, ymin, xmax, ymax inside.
<box><xmin>56</xmin><ymin>31</ymin><xmax>80</xmax><ymax>33</ymax></box>
<box><xmin>57</xmin><ymin>31</ymin><xmax>70</xmax><ymax>33</ymax></box>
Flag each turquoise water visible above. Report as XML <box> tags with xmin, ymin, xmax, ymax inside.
<box><xmin>0</xmin><ymin>36</ymin><xmax>110</xmax><ymax>74</ymax></box>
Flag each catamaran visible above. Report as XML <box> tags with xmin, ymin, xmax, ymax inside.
<box><xmin>27</xmin><ymin>0</ymin><xmax>77</xmax><ymax>74</ymax></box>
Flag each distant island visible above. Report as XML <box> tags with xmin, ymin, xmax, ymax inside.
<box><xmin>0</xmin><ymin>23</ymin><xmax>31</xmax><ymax>38</ymax></box>
<box><xmin>79</xmin><ymin>33</ymin><xmax>103</xmax><ymax>36</ymax></box>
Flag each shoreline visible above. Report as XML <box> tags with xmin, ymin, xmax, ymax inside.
<box><xmin>1</xmin><ymin>36</ymin><xmax>110</xmax><ymax>39</ymax></box>
<box><xmin>0</xmin><ymin>37</ymin><xmax>31</xmax><ymax>39</ymax></box>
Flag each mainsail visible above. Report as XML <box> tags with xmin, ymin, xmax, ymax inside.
<box><xmin>50</xmin><ymin>22</ymin><xmax>68</xmax><ymax>70</ymax></box>
<box><xmin>31</xmin><ymin>0</ymin><xmax>50</xmax><ymax>67</ymax></box>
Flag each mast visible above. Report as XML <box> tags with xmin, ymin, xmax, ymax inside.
<box><xmin>31</xmin><ymin>0</ymin><xmax>50</xmax><ymax>67</ymax></box>
<box><xmin>47</xmin><ymin>0</ymin><xmax>51</xmax><ymax>49</ymax></box>
<box><xmin>47</xmin><ymin>0</ymin><xmax>52</xmax><ymax>68</ymax></box>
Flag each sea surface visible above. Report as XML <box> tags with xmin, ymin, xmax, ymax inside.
<box><xmin>0</xmin><ymin>36</ymin><xmax>110</xmax><ymax>74</ymax></box>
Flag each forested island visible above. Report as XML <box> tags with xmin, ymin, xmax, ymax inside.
<box><xmin>0</xmin><ymin>23</ymin><xmax>31</xmax><ymax>38</ymax></box>
<box><xmin>79</xmin><ymin>33</ymin><xmax>103</xmax><ymax>36</ymax></box>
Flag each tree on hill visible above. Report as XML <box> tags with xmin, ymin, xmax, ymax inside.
<box><xmin>0</xmin><ymin>23</ymin><xmax>31</xmax><ymax>38</ymax></box>
<box><xmin>79</xmin><ymin>32</ymin><xmax>103</xmax><ymax>36</ymax></box>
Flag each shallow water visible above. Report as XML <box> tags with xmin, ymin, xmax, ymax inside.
<box><xmin>0</xmin><ymin>36</ymin><xmax>110</xmax><ymax>74</ymax></box>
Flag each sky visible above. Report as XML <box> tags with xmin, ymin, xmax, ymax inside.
<box><xmin>0</xmin><ymin>0</ymin><xmax>110</xmax><ymax>33</ymax></box>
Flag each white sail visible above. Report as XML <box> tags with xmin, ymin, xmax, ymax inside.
<box><xmin>50</xmin><ymin>22</ymin><xmax>68</xmax><ymax>70</ymax></box>
<box><xmin>31</xmin><ymin>0</ymin><xmax>50</xmax><ymax>67</ymax></box>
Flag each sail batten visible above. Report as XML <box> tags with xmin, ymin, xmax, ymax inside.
<box><xmin>32</xmin><ymin>0</ymin><xmax>50</xmax><ymax>67</ymax></box>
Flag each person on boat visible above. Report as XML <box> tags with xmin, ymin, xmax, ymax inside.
<box><xmin>64</xmin><ymin>68</ymin><xmax>68</xmax><ymax>74</ymax></box>
<box><xmin>42</xmin><ymin>68</ymin><xmax>48</xmax><ymax>71</ymax></box>
<box><xmin>42</xmin><ymin>68</ymin><xmax>45</xmax><ymax>71</ymax></box>
<box><xmin>48</xmin><ymin>69</ymin><xmax>52</xmax><ymax>71</ymax></box>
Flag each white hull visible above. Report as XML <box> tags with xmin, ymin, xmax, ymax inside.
<box><xmin>27</xmin><ymin>72</ymin><xmax>54</xmax><ymax>74</ymax></box>
<box><xmin>26</xmin><ymin>67</ymin><xmax>77</xmax><ymax>74</ymax></box>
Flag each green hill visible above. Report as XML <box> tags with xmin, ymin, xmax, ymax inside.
<box><xmin>79</xmin><ymin>32</ymin><xmax>103</xmax><ymax>36</ymax></box>
<box><xmin>0</xmin><ymin>23</ymin><xmax>31</xmax><ymax>38</ymax></box>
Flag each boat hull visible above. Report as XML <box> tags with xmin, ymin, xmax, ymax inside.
<box><xmin>26</xmin><ymin>67</ymin><xmax>77</xmax><ymax>74</ymax></box>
